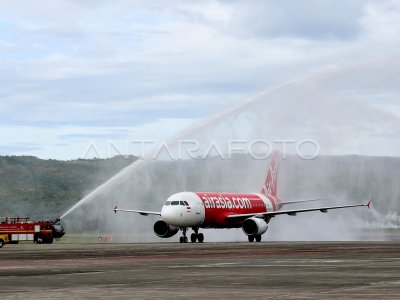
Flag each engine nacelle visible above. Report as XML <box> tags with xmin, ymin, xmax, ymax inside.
<box><xmin>242</xmin><ymin>217</ymin><xmax>268</xmax><ymax>236</ymax></box>
<box><xmin>153</xmin><ymin>220</ymin><xmax>179</xmax><ymax>238</ymax></box>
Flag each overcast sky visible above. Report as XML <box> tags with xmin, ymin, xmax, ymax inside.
<box><xmin>1</xmin><ymin>0</ymin><xmax>399</xmax><ymax>159</ymax></box>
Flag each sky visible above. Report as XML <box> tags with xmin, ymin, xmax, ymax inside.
<box><xmin>0</xmin><ymin>0</ymin><xmax>400</xmax><ymax>160</ymax></box>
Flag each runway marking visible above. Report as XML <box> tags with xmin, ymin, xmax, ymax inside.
<box><xmin>369</xmin><ymin>279</ymin><xmax>400</xmax><ymax>286</ymax></box>
<box><xmin>167</xmin><ymin>261</ymin><xmax>343</xmax><ymax>268</ymax></box>
<box><xmin>168</xmin><ymin>262</ymin><xmax>238</xmax><ymax>268</ymax></box>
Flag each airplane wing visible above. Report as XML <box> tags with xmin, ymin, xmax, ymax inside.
<box><xmin>226</xmin><ymin>201</ymin><xmax>371</xmax><ymax>221</ymax></box>
<box><xmin>113</xmin><ymin>205</ymin><xmax>161</xmax><ymax>216</ymax></box>
<box><xmin>280</xmin><ymin>198</ymin><xmax>324</xmax><ymax>205</ymax></box>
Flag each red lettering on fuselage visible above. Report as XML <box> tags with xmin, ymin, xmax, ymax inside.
<box><xmin>195</xmin><ymin>192</ymin><xmax>270</xmax><ymax>227</ymax></box>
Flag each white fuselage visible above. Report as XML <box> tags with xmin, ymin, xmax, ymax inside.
<box><xmin>161</xmin><ymin>192</ymin><xmax>205</xmax><ymax>227</ymax></box>
<box><xmin>160</xmin><ymin>191</ymin><xmax>274</xmax><ymax>228</ymax></box>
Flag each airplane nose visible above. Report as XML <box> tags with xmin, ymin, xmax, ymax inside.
<box><xmin>161</xmin><ymin>206</ymin><xmax>177</xmax><ymax>224</ymax></box>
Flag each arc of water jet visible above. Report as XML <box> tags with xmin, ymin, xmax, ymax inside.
<box><xmin>60</xmin><ymin>81</ymin><xmax>296</xmax><ymax>219</ymax></box>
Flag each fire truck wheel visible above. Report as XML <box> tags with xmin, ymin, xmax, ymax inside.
<box><xmin>0</xmin><ymin>239</ymin><xmax>4</xmax><ymax>248</ymax></box>
<box><xmin>36</xmin><ymin>236</ymin><xmax>43</xmax><ymax>244</ymax></box>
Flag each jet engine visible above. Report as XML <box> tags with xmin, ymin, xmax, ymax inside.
<box><xmin>153</xmin><ymin>220</ymin><xmax>179</xmax><ymax>238</ymax></box>
<box><xmin>242</xmin><ymin>217</ymin><xmax>268</xmax><ymax>236</ymax></box>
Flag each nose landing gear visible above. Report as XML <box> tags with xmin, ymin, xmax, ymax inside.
<box><xmin>179</xmin><ymin>228</ymin><xmax>188</xmax><ymax>243</ymax></box>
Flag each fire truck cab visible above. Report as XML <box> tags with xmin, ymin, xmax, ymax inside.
<box><xmin>0</xmin><ymin>234</ymin><xmax>9</xmax><ymax>248</ymax></box>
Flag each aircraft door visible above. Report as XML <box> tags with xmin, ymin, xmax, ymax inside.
<box><xmin>196</xmin><ymin>200</ymin><xmax>202</xmax><ymax>215</ymax></box>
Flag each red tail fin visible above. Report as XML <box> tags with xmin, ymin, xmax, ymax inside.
<box><xmin>261</xmin><ymin>151</ymin><xmax>280</xmax><ymax>197</ymax></box>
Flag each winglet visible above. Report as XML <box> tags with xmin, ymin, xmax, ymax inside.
<box><xmin>367</xmin><ymin>201</ymin><xmax>371</xmax><ymax>209</ymax></box>
<box><xmin>114</xmin><ymin>205</ymin><xmax>118</xmax><ymax>214</ymax></box>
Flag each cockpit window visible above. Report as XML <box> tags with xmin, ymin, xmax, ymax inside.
<box><xmin>165</xmin><ymin>201</ymin><xmax>171</xmax><ymax>206</ymax></box>
<box><xmin>171</xmin><ymin>201</ymin><xmax>179</xmax><ymax>206</ymax></box>
<box><xmin>179</xmin><ymin>201</ymin><xmax>186</xmax><ymax>206</ymax></box>
<box><xmin>184</xmin><ymin>201</ymin><xmax>189</xmax><ymax>206</ymax></box>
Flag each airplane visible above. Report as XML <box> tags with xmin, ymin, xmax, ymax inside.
<box><xmin>114</xmin><ymin>151</ymin><xmax>371</xmax><ymax>243</ymax></box>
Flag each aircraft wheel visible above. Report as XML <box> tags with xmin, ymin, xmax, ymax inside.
<box><xmin>184</xmin><ymin>236</ymin><xmax>188</xmax><ymax>243</ymax></box>
<box><xmin>179</xmin><ymin>237</ymin><xmax>184</xmax><ymax>243</ymax></box>
<box><xmin>197</xmin><ymin>233</ymin><xmax>204</xmax><ymax>243</ymax></box>
<box><xmin>191</xmin><ymin>233</ymin><xmax>197</xmax><ymax>243</ymax></box>
<box><xmin>248</xmin><ymin>235</ymin><xmax>254</xmax><ymax>242</ymax></box>
<box><xmin>255</xmin><ymin>235</ymin><xmax>262</xmax><ymax>242</ymax></box>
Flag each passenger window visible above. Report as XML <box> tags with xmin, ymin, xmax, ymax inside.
<box><xmin>171</xmin><ymin>201</ymin><xmax>179</xmax><ymax>206</ymax></box>
<box><xmin>184</xmin><ymin>201</ymin><xmax>189</xmax><ymax>206</ymax></box>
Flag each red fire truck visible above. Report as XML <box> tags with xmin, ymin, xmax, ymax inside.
<box><xmin>0</xmin><ymin>217</ymin><xmax>65</xmax><ymax>244</ymax></box>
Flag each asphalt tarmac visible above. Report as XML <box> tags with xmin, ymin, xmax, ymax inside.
<box><xmin>1</xmin><ymin>242</ymin><xmax>399</xmax><ymax>299</ymax></box>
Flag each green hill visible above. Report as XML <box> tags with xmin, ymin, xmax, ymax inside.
<box><xmin>0</xmin><ymin>155</ymin><xmax>138</xmax><ymax>219</ymax></box>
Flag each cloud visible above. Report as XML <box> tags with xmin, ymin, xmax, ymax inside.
<box><xmin>0</xmin><ymin>1</ymin><xmax>399</xmax><ymax>158</ymax></box>
<box><xmin>0</xmin><ymin>118</ymin><xmax>195</xmax><ymax>159</ymax></box>
<box><xmin>360</xmin><ymin>0</ymin><xmax>400</xmax><ymax>40</ymax></box>
<box><xmin>0</xmin><ymin>143</ymin><xmax>42</xmax><ymax>155</ymax></box>
<box><xmin>180</xmin><ymin>0</ymin><xmax>366</xmax><ymax>40</ymax></box>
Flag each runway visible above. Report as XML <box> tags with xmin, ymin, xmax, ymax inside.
<box><xmin>1</xmin><ymin>242</ymin><xmax>400</xmax><ymax>299</ymax></box>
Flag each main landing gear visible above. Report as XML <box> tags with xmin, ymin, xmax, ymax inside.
<box><xmin>190</xmin><ymin>227</ymin><xmax>204</xmax><ymax>243</ymax></box>
<box><xmin>179</xmin><ymin>227</ymin><xmax>204</xmax><ymax>243</ymax></box>
<box><xmin>248</xmin><ymin>235</ymin><xmax>262</xmax><ymax>243</ymax></box>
